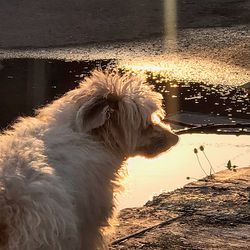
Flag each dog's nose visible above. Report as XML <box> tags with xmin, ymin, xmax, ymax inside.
<box><xmin>166</xmin><ymin>131</ymin><xmax>179</xmax><ymax>146</ymax></box>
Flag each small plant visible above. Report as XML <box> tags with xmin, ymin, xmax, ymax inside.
<box><xmin>226</xmin><ymin>160</ymin><xmax>238</xmax><ymax>172</ymax></box>
<box><xmin>193</xmin><ymin>147</ymin><xmax>208</xmax><ymax>176</ymax></box>
<box><xmin>186</xmin><ymin>145</ymin><xmax>215</xmax><ymax>181</ymax></box>
<box><xmin>199</xmin><ymin>145</ymin><xmax>216</xmax><ymax>175</ymax></box>
<box><xmin>186</xmin><ymin>146</ymin><xmax>240</xmax><ymax>182</ymax></box>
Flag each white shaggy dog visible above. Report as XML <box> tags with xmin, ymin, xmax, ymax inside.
<box><xmin>0</xmin><ymin>70</ymin><xmax>178</xmax><ymax>250</ymax></box>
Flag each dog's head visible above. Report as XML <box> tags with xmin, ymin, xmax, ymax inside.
<box><xmin>74</xmin><ymin>70</ymin><xmax>178</xmax><ymax>158</ymax></box>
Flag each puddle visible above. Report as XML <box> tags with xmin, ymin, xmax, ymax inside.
<box><xmin>0</xmin><ymin>58</ymin><xmax>249</xmax><ymax>129</ymax></box>
<box><xmin>0</xmin><ymin>58</ymin><xmax>249</xmax><ymax>209</ymax></box>
<box><xmin>118</xmin><ymin>134</ymin><xmax>250</xmax><ymax>209</ymax></box>
<box><xmin>0</xmin><ymin>58</ymin><xmax>115</xmax><ymax>129</ymax></box>
<box><xmin>148</xmin><ymin>72</ymin><xmax>249</xmax><ymax>119</ymax></box>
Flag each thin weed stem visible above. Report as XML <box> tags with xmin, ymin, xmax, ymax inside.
<box><xmin>195</xmin><ymin>154</ymin><xmax>208</xmax><ymax>176</ymax></box>
<box><xmin>202</xmin><ymin>151</ymin><xmax>216</xmax><ymax>174</ymax></box>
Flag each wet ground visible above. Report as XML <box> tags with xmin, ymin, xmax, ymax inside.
<box><xmin>1</xmin><ymin>24</ymin><xmax>249</xmax><ymax>86</ymax></box>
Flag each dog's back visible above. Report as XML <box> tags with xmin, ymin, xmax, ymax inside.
<box><xmin>0</xmin><ymin>130</ymin><xmax>80</xmax><ymax>250</ymax></box>
<box><xmin>0</xmin><ymin>192</ymin><xmax>8</xmax><ymax>248</ymax></box>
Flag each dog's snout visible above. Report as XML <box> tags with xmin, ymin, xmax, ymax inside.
<box><xmin>154</xmin><ymin>124</ymin><xmax>179</xmax><ymax>148</ymax></box>
<box><xmin>166</xmin><ymin>131</ymin><xmax>179</xmax><ymax>146</ymax></box>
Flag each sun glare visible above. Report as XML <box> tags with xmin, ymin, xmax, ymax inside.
<box><xmin>164</xmin><ymin>0</ymin><xmax>177</xmax><ymax>51</ymax></box>
<box><xmin>118</xmin><ymin>55</ymin><xmax>249</xmax><ymax>86</ymax></box>
<box><xmin>151</xmin><ymin>112</ymin><xmax>162</xmax><ymax>125</ymax></box>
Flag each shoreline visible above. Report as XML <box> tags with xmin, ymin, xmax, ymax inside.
<box><xmin>111</xmin><ymin>167</ymin><xmax>250</xmax><ymax>249</ymax></box>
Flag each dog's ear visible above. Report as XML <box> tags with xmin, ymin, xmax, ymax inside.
<box><xmin>76</xmin><ymin>94</ymin><xmax>119</xmax><ymax>133</ymax></box>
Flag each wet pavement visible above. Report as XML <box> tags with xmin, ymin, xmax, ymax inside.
<box><xmin>0</xmin><ymin>24</ymin><xmax>249</xmax><ymax>86</ymax></box>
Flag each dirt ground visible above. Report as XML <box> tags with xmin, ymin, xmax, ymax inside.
<box><xmin>110</xmin><ymin>167</ymin><xmax>250</xmax><ymax>249</ymax></box>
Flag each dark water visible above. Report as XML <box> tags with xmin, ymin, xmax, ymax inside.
<box><xmin>0</xmin><ymin>59</ymin><xmax>249</xmax><ymax>130</ymax></box>
<box><xmin>148</xmin><ymin>73</ymin><xmax>250</xmax><ymax>119</ymax></box>
<box><xmin>0</xmin><ymin>59</ymin><xmax>113</xmax><ymax>129</ymax></box>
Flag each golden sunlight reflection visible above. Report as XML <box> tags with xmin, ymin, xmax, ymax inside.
<box><xmin>117</xmin><ymin>134</ymin><xmax>250</xmax><ymax>209</ymax></box>
<box><xmin>164</xmin><ymin>0</ymin><xmax>177</xmax><ymax>51</ymax></box>
<box><xmin>118</xmin><ymin>55</ymin><xmax>249</xmax><ymax>86</ymax></box>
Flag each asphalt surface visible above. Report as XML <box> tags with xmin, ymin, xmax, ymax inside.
<box><xmin>0</xmin><ymin>0</ymin><xmax>249</xmax><ymax>48</ymax></box>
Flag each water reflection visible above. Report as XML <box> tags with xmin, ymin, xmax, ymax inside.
<box><xmin>150</xmin><ymin>73</ymin><xmax>250</xmax><ymax>119</ymax></box>
<box><xmin>1</xmin><ymin>58</ymin><xmax>248</xmax><ymax>131</ymax></box>
<box><xmin>0</xmin><ymin>59</ymin><xmax>114</xmax><ymax>129</ymax></box>
<box><xmin>118</xmin><ymin>55</ymin><xmax>250</xmax><ymax>86</ymax></box>
<box><xmin>118</xmin><ymin>134</ymin><xmax>250</xmax><ymax>209</ymax></box>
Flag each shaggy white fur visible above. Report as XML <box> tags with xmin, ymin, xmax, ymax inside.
<box><xmin>0</xmin><ymin>70</ymin><xmax>178</xmax><ymax>250</ymax></box>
